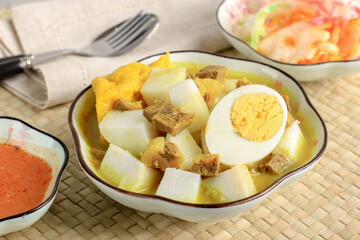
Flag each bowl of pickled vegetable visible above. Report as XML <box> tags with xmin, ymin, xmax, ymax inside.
<box><xmin>217</xmin><ymin>0</ymin><xmax>360</xmax><ymax>81</ymax></box>
<box><xmin>68</xmin><ymin>51</ymin><xmax>327</xmax><ymax>222</ymax></box>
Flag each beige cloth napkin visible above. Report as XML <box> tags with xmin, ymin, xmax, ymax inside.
<box><xmin>0</xmin><ymin>0</ymin><xmax>230</xmax><ymax>109</ymax></box>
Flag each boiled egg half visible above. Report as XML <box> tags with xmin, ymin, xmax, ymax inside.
<box><xmin>205</xmin><ymin>84</ymin><xmax>288</xmax><ymax>165</ymax></box>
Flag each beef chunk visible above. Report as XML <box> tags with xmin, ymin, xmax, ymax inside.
<box><xmin>114</xmin><ymin>97</ymin><xmax>143</xmax><ymax>111</ymax></box>
<box><xmin>286</xmin><ymin>112</ymin><xmax>295</xmax><ymax>127</ymax></box>
<box><xmin>153</xmin><ymin>111</ymin><xmax>194</xmax><ymax>136</ymax></box>
<box><xmin>192</xmin><ymin>154</ymin><xmax>220</xmax><ymax>177</ymax></box>
<box><xmin>90</xmin><ymin>148</ymin><xmax>106</xmax><ymax>160</ymax></box>
<box><xmin>162</xmin><ymin>142</ymin><xmax>183</xmax><ymax>165</ymax></box>
<box><xmin>143</xmin><ymin>100</ymin><xmax>194</xmax><ymax>136</ymax></box>
<box><xmin>282</xmin><ymin>95</ymin><xmax>291</xmax><ymax>113</ymax></box>
<box><xmin>282</xmin><ymin>95</ymin><xmax>295</xmax><ymax>127</ymax></box>
<box><xmin>195</xmin><ymin>65</ymin><xmax>227</xmax><ymax>83</ymax></box>
<box><xmin>186</xmin><ymin>72</ymin><xmax>194</xmax><ymax>79</ymax></box>
<box><xmin>236</xmin><ymin>78</ymin><xmax>251</xmax><ymax>88</ymax></box>
<box><xmin>143</xmin><ymin>100</ymin><xmax>175</xmax><ymax>122</ymax></box>
<box><xmin>204</xmin><ymin>93</ymin><xmax>210</xmax><ymax>103</ymax></box>
<box><xmin>253</xmin><ymin>153</ymin><xmax>292</xmax><ymax>175</ymax></box>
<box><xmin>141</xmin><ymin>137</ymin><xmax>184</xmax><ymax>171</ymax></box>
<box><xmin>152</xmin><ymin>142</ymin><xmax>184</xmax><ymax>171</ymax></box>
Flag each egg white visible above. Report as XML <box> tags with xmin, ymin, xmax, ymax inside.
<box><xmin>205</xmin><ymin>84</ymin><xmax>288</xmax><ymax>166</ymax></box>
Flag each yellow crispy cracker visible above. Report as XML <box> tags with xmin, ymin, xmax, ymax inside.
<box><xmin>92</xmin><ymin>63</ymin><xmax>152</xmax><ymax>124</ymax></box>
<box><xmin>149</xmin><ymin>51</ymin><xmax>172</xmax><ymax>68</ymax></box>
<box><xmin>92</xmin><ymin>53</ymin><xmax>172</xmax><ymax>134</ymax></box>
<box><xmin>111</xmin><ymin>62</ymin><xmax>152</xmax><ymax>86</ymax></box>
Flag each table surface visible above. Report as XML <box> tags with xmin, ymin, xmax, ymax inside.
<box><xmin>0</xmin><ymin>8</ymin><xmax>359</xmax><ymax>239</ymax></box>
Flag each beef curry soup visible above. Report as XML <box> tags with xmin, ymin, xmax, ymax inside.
<box><xmin>77</xmin><ymin>56</ymin><xmax>316</xmax><ymax>204</ymax></box>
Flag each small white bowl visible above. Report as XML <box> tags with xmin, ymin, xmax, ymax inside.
<box><xmin>217</xmin><ymin>0</ymin><xmax>360</xmax><ymax>82</ymax></box>
<box><xmin>0</xmin><ymin>117</ymin><xmax>68</xmax><ymax>236</ymax></box>
<box><xmin>68</xmin><ymin>51</ymin><xmax>327</xmax><ymax>222</ymax></box>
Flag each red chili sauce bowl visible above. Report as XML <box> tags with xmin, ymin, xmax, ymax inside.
<box><xmin>0</xmin><ymin>117</ymin><xmax>68</xmax><ymax>236</ymax></box>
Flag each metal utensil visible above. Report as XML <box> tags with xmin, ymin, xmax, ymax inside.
<box><xmin>0</xmin><ymin>11</ymin><xmax>159</xmax><ymax>78</ymax></box>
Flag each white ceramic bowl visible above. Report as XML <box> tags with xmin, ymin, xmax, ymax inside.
<box><xmin>217</xmin><ymin>0</ymin><xmax>360</xmax><ymax>82</ymax></box>
<box><xmin>68</xmin><ymin>51</ymin><xmax>327</xmax><ymax>222</ymax></box>
<box><xmin>0</xmin><ymin>117</ymin><xmax>68</xmax><ymax>236</ymax></box>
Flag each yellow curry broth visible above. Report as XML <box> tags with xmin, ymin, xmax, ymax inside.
<box><xmin>80</xmin><ymin>60</ymin><xmax>316</xmax><ymax>203</ymax></box>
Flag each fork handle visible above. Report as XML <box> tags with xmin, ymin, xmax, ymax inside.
<box><xmin>0</xmin><ymin>50</ymin><xmax>74</xmax><ymax>79</ymax></box>
<box><xmin>0</xmin><ymin>54</ymin><xmax>28</xmax><ymax>79</ymax></box>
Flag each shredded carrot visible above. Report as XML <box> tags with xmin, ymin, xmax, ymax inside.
<box><xmin>289</xmin><ymin>10</ymin><xmax>314</xmax><ymax>24</ymax></box>
<box><xmin>338</xmin><ymin>19</ymin><xmax>360</xmax><ymax>59</ymax></box>
<box><xmin>258</xmin><ymin>48</ymin><xmax>266</xmax><ymax>55</ymax></box>
<box><xmin>317</xmin><ymin>21</ymin><xmax>333</xmax><ymax>29</ymax></box>
<box><xmin>329</xmin><ymin>25</ymin><xmax>341</xmax><ymax>44</ymax></box>
<box><xmin>283</xmin><ymin>35</ymin><xmax>296</xmax><ymax>48</ymax></box>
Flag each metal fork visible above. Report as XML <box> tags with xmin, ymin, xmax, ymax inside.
<box><xmin>0</xmin><ymin>11</ymin><xmax>159</xmax><ymax>78</ymax></box>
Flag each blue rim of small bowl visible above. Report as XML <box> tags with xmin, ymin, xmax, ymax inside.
<box><xmin>0</xmin><ymin>116</ymin><xmax>69</xmax><ymax>223</ymax></box>
<box><xmin>68</xmin><ymin>50</ymin><xmax>327</xmax><ymax>208</ymax></box>
<box><xmin>216</xmin><ymin>0</ymin><xmax>360</xmax><ymax>66</ymax></box>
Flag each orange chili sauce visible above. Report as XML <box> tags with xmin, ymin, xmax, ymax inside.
<box><xmin>0</xmin><ymin>143</ymin><xmax>52</xmax><ymax>219</ymax></box>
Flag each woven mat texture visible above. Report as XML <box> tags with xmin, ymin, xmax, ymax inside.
<box><xmin>0</xmin><ymin>46</ymin><xmax>359</xmax><ymax>239</ymax></box>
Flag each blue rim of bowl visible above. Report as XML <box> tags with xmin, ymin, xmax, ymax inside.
<box><xmin>216</xmin><ymin>0</ymin><xmax>360</xmax><ymax>66</ymax></box>
<box><xmin>68</xmin><ymin>50</ymin><xmax>328</xmax><ymax>208</ymax></box>
<box><xmin>0</xmin><ymin>116</ymin><xmax>69</xmax><ymax>222</ymax></box>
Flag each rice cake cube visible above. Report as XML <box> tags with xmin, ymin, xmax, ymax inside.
<box><xmin>140</xmin><ymin>67</ymin><xmax>186</xmax><ymax>105</ymax></box>
<box><xmin>156</xmin><ymin>168</ymin><xmax>201</xmax><ymax>203</ymax></box>
<box><xmin>169</xmin><ymin>79</ymin><xmax>209</xmax><ymax>133</ymax></box>
<box><xmin>202</xmin><ymin>165</ymin><xmax>256</xmax><ymax>202</ymax></box>
<box><xmin>100</xmin><ymin>144</ymin><xmax>161</xmax><ymax>193</ymax></box>
<box><xmin>166</xmin><ymin>129</ymin><xmax>202</xmax><ymax>171</ymax></box>
<box><xmin>99</xmin><ymin>110</ymin><xmax>157</xmax><ymax>158</ymax></box>
<box><xmin>273</xmin><ymin>120</ymin><xmax>304</xmax><ymax>160</ymax></box>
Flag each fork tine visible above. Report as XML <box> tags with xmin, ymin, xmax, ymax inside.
<box><xmin>104</xmin><ymin>10</ymin><xmax>144</xmax><ymax>42</ymax></box>
<box><xmin>109</xmin><ymin>17</ymin><xmax>159</xmax><ymax>56</ymax></box>
<box><xmin>109</xmin><ymin>14</ymin><xmax>154</xmax><ymax>48</ymax></box>
<box><xmin>109</xmin><ymin>14</ymin><xmax>151</xmax><ymax>48</ymax></box>
<box><xmin>107</xmin><ymin>13</ymin><xmax>148</xmax><ymax>45</ymax></box>
<box><xmin>111</xmin><ymin>14</ymin><xmax>158</xmax><ymax>52</ymax></box>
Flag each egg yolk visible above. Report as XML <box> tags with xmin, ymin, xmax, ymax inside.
<box><xmin>230</xmin><ymin>93</ymin><xmax>283</xmax><ymax>142</ymax></box>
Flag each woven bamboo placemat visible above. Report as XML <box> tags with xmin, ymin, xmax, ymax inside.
<box><xmin>0</xmin><ymin>45</ymin><xmax>359</xmax><ymax>239</ymax></box>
